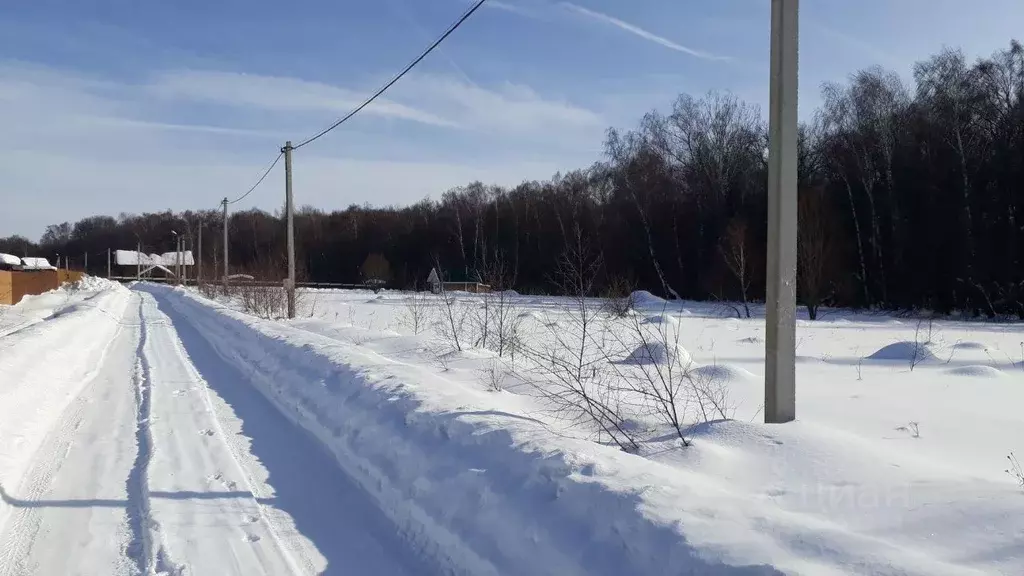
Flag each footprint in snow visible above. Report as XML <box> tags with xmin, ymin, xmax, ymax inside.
<box><xmin>205</xmin><ymin>473</ymin><xmax>223</xmax><ymax>483</ymax></box>
<box><xmin>243</xmin><ymin>533</ymin><xmax>261</xmax><ymax>543</ymax></box>
<box><xmin>198</xmin><ymin>429</ymin><xmax>214</xmax><ymax>437</ymax></box>
<box><xmin>241</xmin><ymin>514</ymin><xmax>258</xmax><ymax>524</ymax></box>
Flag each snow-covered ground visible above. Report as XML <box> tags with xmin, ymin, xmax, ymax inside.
<box><xmin>0</xmin><ymin>280</ymin><xmax>1021</xmax><ymax>575</ymax></box>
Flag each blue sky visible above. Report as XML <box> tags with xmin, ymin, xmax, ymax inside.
<box><xmin>2</xmin><ymin>0</ymin><xmax>1022</xmax><ymax>239</ymax></box>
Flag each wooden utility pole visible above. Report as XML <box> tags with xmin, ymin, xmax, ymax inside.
<box><xmin>84</xmin><ymin>252</ymin><xmax>88</xmax><ymax>273</ymax></box>
<box><xmin>107</xmin><ymin>248</ymin><xmax>111</xmax><ymax>279</ymax></box>
<box><xmin>222</xmin><ymin>198</ymin><xmax>229</xmax><ymax>291</ymax></box>
<box><xmin>765</xmin><ymin>0</ymin><xmax>799</xmax><ymax>424</ymax></box>
<box><xmin>136</xmin><ymin>241</ymin><xmax>141</xmax><ymax>280</ymax></box>
<box><xmin>283</xmin><ymin>141</ymin><xmax>296</xmax><ymax>319</ymax></box>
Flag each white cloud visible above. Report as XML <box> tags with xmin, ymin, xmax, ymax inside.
<box><xmin>395</xmin><ymin>74</ymin><xmax>604</xmax><ymax>135</ymax></box>
<box><xmin>0</xmin><ymin>61</ymin><xmax>603</xmax><ymax>239</ymax></box>
<box><xmin>146</xmin><ymin>70</ymin><xmax>458</xmax><ymax>128</ymax></box>
<box><xmin>561</xmin><ymin>3</ymin><xmax>730</xmax><ymax>61</ymax></box>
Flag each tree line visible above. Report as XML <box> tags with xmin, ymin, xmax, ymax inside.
<box><xmin>3</xmin><ymin>41</ymin><xmax>1022</xmax><ymax>318</ymax></box>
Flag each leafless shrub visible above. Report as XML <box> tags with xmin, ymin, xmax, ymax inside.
<box><xmin>718</xmin><ymin>217</ymin><xmax>754</xmax><ymax>318</ymax></box>
<box><xmin>604</xmin><ymin>307</ymin><xmax>735</xmax><ymax>447</ymax></box>
<box><xmin>601</xmin><ymin>275</ymin><xmax>637</xmax><ymax>318</ymax></box>
<box><xmin>432</xmin><ymin>259</ymin><xmax>467</xmax><ymax>352</ymax></box>
<box><xmin>472</xmin><ymin>255</ymin><xmax>523</xmax><ymax>359</ymax></box>
<box><xmin>605</xmin><ymin>310</ymin><xmax>696</xmax><ymax>446</ymax></box>
<box><xmin>910</xmin><ymin>317</ymin><xmax>935</xmax><ymax>371</ymax></box>
<box><xmin>1007</xmin><ymin>452</ymin><xmax>1024</xmax><ymax>489</ymax></box>
<box><xmin>522</xmin><ymin>225</ymin><xmax>640</xmax><ymax>453</ymax></box>
<box><xmin>895</xmin><ymin>421</ymin><xmax>920</xmax><ymax>438</ymax></box>
<box><xmin>198</xmin><ymin>280</ymin><xmax>220</xmax><ymax>300</ymax></box>
<box><xmin>237</xmin><ymin>282</ymin><xmax>287</xmax><ymax>319</ymax></box>
<box><xmin>479</xmin><ymin>359</ymin><xmax>507</xmax><ymax>392</ymax></box>
<box><xmin>398</xmin><ymin>289</ymin><xmax>432</xmax><ymax>335</ymax></box>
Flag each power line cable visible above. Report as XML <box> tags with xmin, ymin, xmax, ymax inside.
<box><xmin>224</xmin><ymin>151</ymin><xmax>283</xmax><ymax>206</ymax></box>
<box><xmin>292</xmin><ymin>0</ymin><xmax>488</xmax><ymax>150</ymax></box>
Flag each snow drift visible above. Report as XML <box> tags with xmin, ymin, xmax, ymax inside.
<box><xmin>153</xmin><ymin>286</ymin><xmax>779</xmax><ymax>576</ymax></box>
<box><xmin>867</xmin><ymin>341</ymin><xmax>938</xmax><ymax>362</ymax></box>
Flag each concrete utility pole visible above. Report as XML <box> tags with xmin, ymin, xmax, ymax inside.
<box><xmin>283</xmin><ymin>141</ymin><xmax>296</xmax><ymax>319</ymax></box>
<box><xmin>172</xmin><ymin>231</ymin><xmax>180</xmax><ymax>284</ymax></box>
<box><xmin>198</xmin><ymin>224</ymin><xmax>203</xmax><ymax>285</ymax></box>
<box><xmin>765</xmin><ymin>0</ymin><xmax>799</xmax><ymax>424</ymax></box>
<box><xmin>107</xmin><ymin>248</ymin><xmax>111</xmax><ymax>279</ymax></box>
<box><xmin>84</xmin><ymin>252</ymin><xmax>88</xmax><ymax>273</ymax></box>
<box><xmin>136</xmin><ymin>241</ymin><xmax>141</xmax><ymax>281</ymax></box>
<box><xmin>222</xmin><ymin>198</ymin><xmax>229</xmax><ymax>291</ymax></box>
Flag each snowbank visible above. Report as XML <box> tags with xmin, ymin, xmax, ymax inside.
<box><xmin>623</xmin><ymin>341</ymin><xmax>692</xmax><ymax>366</ymax></box>
<box><xmin>0</xmin><ymin>283</ymin><xmax>130</xmax><ymax>528</ymax></box>
<box><xmin>943</xmin><ymin>365</ymin><xmax>1004</xmax><ymax>378</ymax></box>
<box><xmin>867</xmin><ymin>341</ymin><xmax>938</xmax><ymax>362</ymax></box>
<box><xmin>630</xmin><ymin>290</ymin><xmax>665</xmax><ymax>307</ymax></box>
<box><xmin>154</xmin><ymin>286</ymin><xmax>779</xmax><ymax>576</ymax></box>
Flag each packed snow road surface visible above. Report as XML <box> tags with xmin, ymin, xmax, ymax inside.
<box><xmin>0</xmin><ymin>285</ymin><xmax>432</xmax><ymax>575</ymax></box>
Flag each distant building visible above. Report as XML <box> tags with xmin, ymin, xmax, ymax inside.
<box><xmin>426</xmin><ymin>268</ymin><xmax>441</xmax><ymax>294</ymax></box>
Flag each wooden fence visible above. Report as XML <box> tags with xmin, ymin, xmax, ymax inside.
<box><xmin>0</xmin><ymin>270</ymin><xmax>84</xmax><ymax>305</ymax></box>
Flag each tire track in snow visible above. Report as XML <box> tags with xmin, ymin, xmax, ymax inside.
<box><xmin>138</xmin><ymin>292</ymin><xmax>310</xmax><ymax>576</ymax></box>
<box><xmin>125</xmin><ymin>297</ymin><xmax>183</xmax><ymax>576</ymax></box>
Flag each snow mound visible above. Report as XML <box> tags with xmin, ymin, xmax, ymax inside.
<box><xmin>517</xmin><ymin>311</ymin><xmax>544</xmax><ymax>322</ymax></box>
<box><xmin>623</xmin><ymin>341</ymin><xmax>692</xmax><ymax>366</ymax></box>
<box><xmin>642</xmin><ymin>314</ymin><xmax>680</xmax><ymax>326</ymax></box>
<box><xmin>70</xmin><ymin>275</ymin><xmax>124</xmax><ymax>292</ymax></box>
<box><xmin>630</xmin><ymin>290</ymin><xmax>665</xmax><ymax>307</ymax></box>
<box><xmin>944</xmin><ymin>365</ymin><xmax>1004</xmax><ymax>378</ymax></box>
<box><xmin>691</xmin><ymin>364</ymin><xmax>757</xmax><ymax>384</ymax></box>
<box><xmin>954</xmin><ymin>341</ymin><xmax>988</xmax><ymax>350</ymax></box>
<box><xmin>867</xmin><ymin>341</ymin><xmax>938</xmax><ymax>362</ymax></box>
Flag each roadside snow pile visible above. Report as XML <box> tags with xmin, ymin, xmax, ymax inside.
<box><xmin>151</xmin><ymin>286</ymin><xmax>1024</xmax><ymax>575</ymax></box>
<box><xmin>623</xmin><ymin>341</ymin><xmax>692</xmax><ymax>366</ymax></box>
<box><xmin>0</xmin><ymin>284</ymin><xmax>129</xmax><ymax>527</ymax></box>
<box><xmin>69</xmin><ymin>275</ymin><xmax>121</xmax><ymax>291</ymax></box>
<box><xmin>867</xmin><ymin>341</ymin><xmax>938</xmax><ymax>362</ymax></box>
<box><xmin>944</xmin><ymin>365</ymin><xmax>1004</xmax><ymax>378</ymax></box>
<box><xmin>157</xmin><ymin>287</ymin><xmax>781</xmax><ymax>576</ymax></box>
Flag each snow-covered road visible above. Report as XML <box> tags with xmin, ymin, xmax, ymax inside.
<box><xmin>0</xmin><ymin>287</ymin><xmax>434</xmax><ymax>575</ymax></box>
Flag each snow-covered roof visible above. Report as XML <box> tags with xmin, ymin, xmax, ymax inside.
<box><xmin>20</xmin><ymin>257</ymin><xmax>56</xmax><ymax>270</ymax></box>
<box><xmin>0</xmin><ymin>253</ymin><xmax>20</xmax><ymax>267</ymax></box>
<box><xmin>159</xmin><ymin>251</ymin><xmax>195</xmax><ymax>266</ymax></box>
<box><xmin>115</xmin><ymin>250</ymin><xmax>193</xmax><ymax>266</ymax></box>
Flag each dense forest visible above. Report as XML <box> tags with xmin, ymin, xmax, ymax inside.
<box><xmin>3</xmin><ymin>41</ymin><xmax>1023</xmax><ymax>317</ymax></box>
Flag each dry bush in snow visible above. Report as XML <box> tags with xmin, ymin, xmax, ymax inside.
<box><xmin>1007</xmin><ymin>452</ymin><xmax>1024</xmax><ymax>489</ymax></box>
<box><xmin>472</xmin><ymin>256</ymin><xmax>524</xmax><ymax>360</ymax></box>
<box><xmin>398</xmin><ymin>289</ymin><xmax>432</xmax><ymax>335</ymax></box>
<box><xmin>522</xmin><ymin>226</ymin><xmax>640</xmax><ymax>453</ymax></box>
<box><xmin>601</xmin><ymin>275</ymin><xmax>638</xmax><ymax>318</ymax></box>
<box><xmin>237</xmin><ymin>282</ymin><xmax>287</xmax><ymax>319</ymax></box>
<box><xmin>431</xmin><ymin>262</ymin><xmax>468</xmax><ymax>353</ymax></box>
<box><xmin>605</xmin><ymin>307</ymin><xmax>735</xmax><ymax>447</ymax></box>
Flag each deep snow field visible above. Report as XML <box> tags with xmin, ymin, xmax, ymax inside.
<box><xmin>1</xmin><ymin>279</ymin><xmax>1021</xmax><ymax>575</ymax></box>
<box><xmin>269</xmin><ymin>287</ymin><xmax>1024</xmax><ymax>575</ymax></box>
